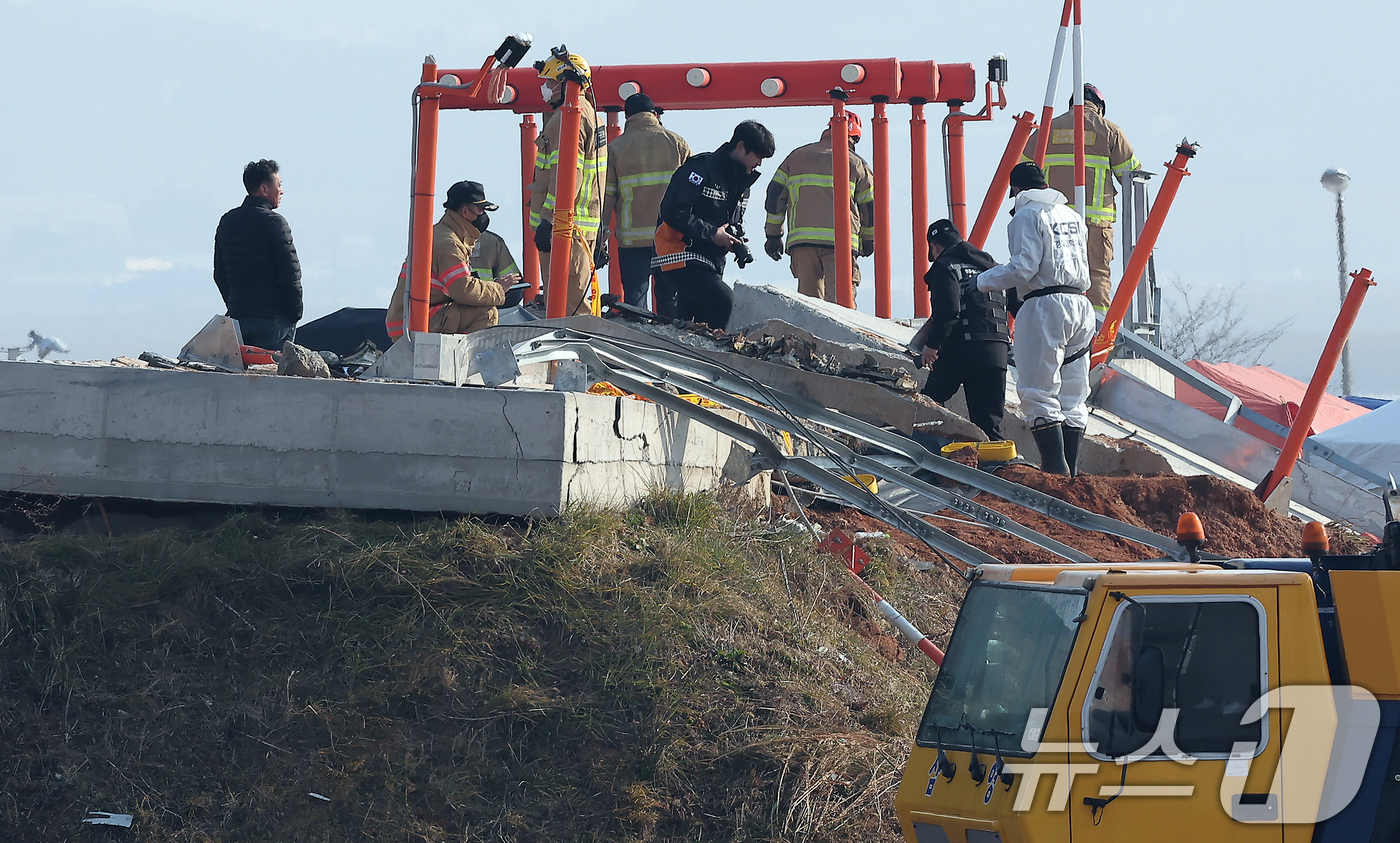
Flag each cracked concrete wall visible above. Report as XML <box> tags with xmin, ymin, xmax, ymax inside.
<box><xmin>0</xmin><ymin>362</ymin><xmax>759</xmax><ymax>517</ymax></box>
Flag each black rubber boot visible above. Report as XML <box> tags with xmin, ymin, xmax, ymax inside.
<box><xmin>1031</xmin><ymin>420</ymin><xmax>1071</xmax><ymax>475</ymax></box>
<box><xmin>1063</xmin><ymin>424</ymin><xmax>1085</xmax><ymax>477</ymax></box>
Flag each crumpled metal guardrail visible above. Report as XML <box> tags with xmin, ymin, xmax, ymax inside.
<box><xmin>514</xmin><ymin>328</ymin><xmax>1188</xmax><ymax>568</ymax></box>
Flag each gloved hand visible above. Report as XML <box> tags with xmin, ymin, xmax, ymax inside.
<box><xmin>533</xmin><ymin>221</ymin><xmax>553</xmax><ymax>253</ymax></box>
<box><xmin>959</xmin><ymin>270</ymin><xmax>980</xmax><ymax>295</ymax></box>
<box><xmin>593</xmin><ymin>238</ymin><xmax>609</xmax><ymax>269</ymax></box>
<box><xmin>859</xmin><ymin>239</ymin><xmax>875</xmax><ymax>258</ymax></box>
<box><xmin>764</xmin><ymin>235</ymin><xmax>784</xmax><ymax>261</ymax></box>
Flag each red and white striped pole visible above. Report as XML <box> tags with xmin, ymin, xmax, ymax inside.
<box><xmin>1033</xmin><ymin>0</ymin><xmax>1074</xmax><ymax>168</ymax></box>
<box><xmin>846</xmin><ymin>568</ymin><xmax>945</xmax><ymax>665</ymax></box>
<box><xmin>1071</xmin><ymin>0</ymin><xmax>1086</xmax><ymax>219</ymax></box>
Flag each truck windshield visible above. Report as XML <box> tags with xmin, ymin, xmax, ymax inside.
<box><xmin>916</xmin><ymin>582</ymin><xmax>1086</xmax><ymax>757</ymax></box>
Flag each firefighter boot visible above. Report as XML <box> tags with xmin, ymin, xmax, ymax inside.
<box><xmin>1031</xmin><ymin>420</ymin><xmax>1071</xmax><ymax>475</ymax></box>
<box><xmin>1063</xmin><ymin>424</ymin><xmax>1085</xmax><ymax>477</ymax></box>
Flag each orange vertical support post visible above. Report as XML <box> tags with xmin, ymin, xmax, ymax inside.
<box><xmin>969</xmin><ymin>111</ymin><xmax>1038</xmax><ymax>249</ymax></box>
<box><xmin>409</xmin><ymin>58</ymin><xmax>441</xmax><ymax>334</ymax></box>
<box><xmin>605</xmin><ymin>109</ymin><xmax>622</xmax><ymax>298</ymax></box>
<box><xmin>910</xmin><ymin>99</ymin><xmax>930</xmax><ymax>317</ymax></box>
<box><xmin>1090</xmin><ymin>140</ymin><xmax>1198</xmax><ymax>367</ymax></box>
<box><xmin>1034</xmin><ymin>0</ymin><xmax>1074</xmax><ymax>167</ymax></box>
<box><xmin>946</xmin><ymin>101</ymin><xmax>968</xmax><ymax>234</ymax></box>
<box><xmin>520</xmin><ymin>114</ymin><xmax>541</xmax><ymax>303</ymax></box>
<box><xmin>547</xmin><ymin>80</ymin><xmax>584</xmax><ymax>319</ymax></box>
<box><xmin>830</xmin><ymin>91</ymin><xmax>854</xmax><ymax>309</ymax></box>
<box><xmin>871</xmin><ymin>97</ymin><xmax>893</xmax><ymax>318</ymax></box>
<box><xmin>1257</xmin><ymin>268</ymin><xmax>1377</xmax><ymax>503</ymax></box>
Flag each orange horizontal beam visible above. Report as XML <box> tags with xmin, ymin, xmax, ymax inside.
<box><xmin>432</xmin><ymin>59</ymin><xmax>977</xmax><ymax>113</ymax></box>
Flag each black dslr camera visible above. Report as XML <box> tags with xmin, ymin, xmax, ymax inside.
<box><xmin>728</xmin><ymin>223</ymin><xmax>754</xmax><ymax>269</ymax></box>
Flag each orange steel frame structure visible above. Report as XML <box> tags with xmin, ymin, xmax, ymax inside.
<box><xmin>404</xmin><ymin>56</ymin><xmax>1002</xmax><ymax>330</ymax></box>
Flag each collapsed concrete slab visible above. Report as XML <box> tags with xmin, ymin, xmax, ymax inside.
<box><xmin>0</xmin><ymin>360</ymin><xmax>760</xmax><ymax>516</ymax></box>
<box><xmin>737</xmin><ymin>319</ymin><xmax>926</xmax><ymax>390</ymax></box>
<box><xmin>729</xmin><ymin>283</ymin><xmax>917</xmax><ymax>356</ymax></box>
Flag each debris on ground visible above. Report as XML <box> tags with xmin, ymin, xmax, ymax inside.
<box><xmin>278</xmin><ymin>342</ymin><xmax>331</xmax><ymax>378</ymax></box>
<box><xmin>781</xmin><ymin>464</ymin><xmax>1374</xmax><ymax>570</ymax></box>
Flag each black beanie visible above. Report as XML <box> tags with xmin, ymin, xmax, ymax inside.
<box><xmin>624</xmin><ymin>93</ymin><xmax>657</xmax><ymax>117</ymax></box>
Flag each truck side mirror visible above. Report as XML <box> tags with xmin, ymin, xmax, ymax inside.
<box><xmin>1132</xmin><ymin>645</ymin><xmax>1165</xmax><ymax>734</ymax></box>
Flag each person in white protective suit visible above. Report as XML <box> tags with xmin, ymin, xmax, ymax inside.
<box><xmin>975</xmin><ymin>161</ymin><xmax>1095</xmax><ymax>475</ymax></box>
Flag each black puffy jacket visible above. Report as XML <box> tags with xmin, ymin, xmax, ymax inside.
<box><xmin>213</xmin><ymin>195</ymin><xmax>303</xmax><ymax>322</ymax></box>
<box><xmin>652</xmin><ymin>144</ymin><xmax>759</xmax><ymax>273</ymax></box>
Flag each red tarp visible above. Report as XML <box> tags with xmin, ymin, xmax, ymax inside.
<box><xmin>1175</xmin><ymin>361</ymin><xmax>1369</xmax><ymax>448</ymax></box>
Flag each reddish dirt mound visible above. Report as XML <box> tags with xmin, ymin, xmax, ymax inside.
<box><xmin>799</xmin><ymin>466</ymin><xmax>1369</xmax><ymax>568</ymax></box>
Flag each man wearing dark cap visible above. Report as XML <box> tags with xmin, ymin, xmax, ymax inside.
<box><xmin>601</xmin><ymin>93</ymin><xmax>691</xmax><ymax>313</ymax></box>
<box><xmin>1022</xmin><ymin>83</ymin><xmax>1139</xmax><ymax>312</ymax></box>
<box><xmin>976</xmin><ymin>162</ymin><xmax>1095</xmax><ymax>475</ymax></box>
<box><xmin>385</xmin><ymin>180</ymin><xmax>506</xmax><ymax>340</ymax></box>
<box><xmin>908</xmin><ymin>219</ymin><xmax>1013</xmax><ymax>440</ymax></box>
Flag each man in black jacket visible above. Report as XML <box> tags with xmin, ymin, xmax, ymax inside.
<box><xmin>909</xmin><ymin>219</ymin><xmax>1014</xmax><ymax>440</ymax></box>
<box><xmin>214</xmin><ymin>159</ymin><xmax>303</xmax><ymax>349</ymax></box>
<box><xmin>651</xmin><ymin>121</ymin><xmax>775</xmax><ymax>329</ymax></box>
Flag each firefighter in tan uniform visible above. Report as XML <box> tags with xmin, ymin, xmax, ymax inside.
<box><xmin>385</xmin><ymin>181</ymin><xmax>506</xmax><ymax>340</ymax></box>
<box><xmin>470</xmin><ymin>229</ymin><xmax>521</xmax><ymax>287</ymax></box>
<box><xmin>1022</xmin><ymin>83</ymin><xmax>1139</xmax><ymax>312</ymax></box>
<box><xmin>762</xmin><ymin>114</ymin><xmax>876</xmax><ymax>303</ymax></box>
<box><xmin>530</xmin><ymin>48</ymin><xmax>607</xmax><ymax>317</ymax></box>
<box><xmin>601</xmin><ymin>94</ymin><xmax>691</xmax><ymax>314</ymax></box>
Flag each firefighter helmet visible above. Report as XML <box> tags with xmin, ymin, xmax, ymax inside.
<box><xmin>846</xmin><ymin>112</ymin><xmax>862</xmax><ymax>141</ymax></box>
<box><xmin>535</xmin><ymin>47</ymin><xmax>591</xmax><ymax>86</ymax></box>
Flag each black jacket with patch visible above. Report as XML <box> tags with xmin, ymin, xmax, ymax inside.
<box><xmin>213</xmin><ymin>195</ymin><xmax>303</xmax><ymax>323</ymax></box>
<box><xmin>652</xmin><ymin>145</ymin><xmax>759</xmax><ymax>273</ymax></box>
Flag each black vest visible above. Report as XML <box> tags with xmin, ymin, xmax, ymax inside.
<box><xmin>943</xmin><ymin>248</ymin><xmax>1009</xmax><ymax>345</ymax></box>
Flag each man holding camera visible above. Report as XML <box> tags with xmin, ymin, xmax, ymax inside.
<box><xmin>652</xmin><ymin>120</ymin><xmax>775</xmax><ymax>330</ymax></box>
<box><xmin>762</xmin><ymin>114</ymin><xmax>875</xmax><ymax>303</ymax></box>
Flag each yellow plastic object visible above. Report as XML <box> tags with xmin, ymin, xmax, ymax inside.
<box><xmin>841</xmin><ymin>474</ymin><xmax>879</xmax><ymax>494</ymax></box>
<box><xmin>977</xmin><ymin>439</ymin><xmax>1017</xmax><ymax>461</ymax></box>
<box><xmin>939</xmin><ymin>441</ymin><xmax>979</xmax><ymax>457</ymax></box>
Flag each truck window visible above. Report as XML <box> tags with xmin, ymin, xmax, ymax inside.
<box><xmin>1084</xmin><ymin>597</ymin><xmax>1265</xmax><ymax>760</ymax></box>
<box><xmin>916</xmin><ymin>583</ymin><xmax>1086</xmax><ymax>757</ymax></box>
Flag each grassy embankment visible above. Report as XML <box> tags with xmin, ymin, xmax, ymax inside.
<box><xmin>0</xmin><ymin>491</ymin><xmax>961</xmax><ymax>842</ymax></box>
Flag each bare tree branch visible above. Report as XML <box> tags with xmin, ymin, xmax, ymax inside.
<box><xmin>1159</xmin><ymin>276</ymin><xmax>1293</xmax><ymax>366</ymax></box>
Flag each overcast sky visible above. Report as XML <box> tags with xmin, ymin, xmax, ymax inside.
<box><xmin>2</xmin><ymin>0</ymin><xmax>1396</xmax><ymax>396</ymax></box>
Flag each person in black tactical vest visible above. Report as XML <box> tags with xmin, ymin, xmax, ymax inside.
<box><xmin>909</xmin><ymin>219</ymin><xmax>1016</xmax><ymax>441</ymax></box>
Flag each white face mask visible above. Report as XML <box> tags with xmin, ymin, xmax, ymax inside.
<box><xmin>540</xmin><ymin>83</ymin><xmax>554</xmax><ymax>102</ymax></box>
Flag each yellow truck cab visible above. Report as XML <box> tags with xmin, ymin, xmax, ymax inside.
<box><xmin>895</xmin><ymin>530</ymin><xmax>1400</xmax><ymax>843</ymax></box>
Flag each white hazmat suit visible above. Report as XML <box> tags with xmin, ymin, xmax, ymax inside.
<box><xmin>975</xmin><ymin>187</ymin><xmax>1095</xmax><ymax>429</ymax></box>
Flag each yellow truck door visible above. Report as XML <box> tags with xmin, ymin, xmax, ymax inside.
<box><xmin>1063</xmin><ymin>587</ymin><xmax>1284</xmax><ymax>842</ymax></box>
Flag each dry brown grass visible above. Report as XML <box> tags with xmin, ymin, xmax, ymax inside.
<box><xmin>0</xmin><ymin>490</ymin><xmax>964</xmax><ymax>842</ymax></box>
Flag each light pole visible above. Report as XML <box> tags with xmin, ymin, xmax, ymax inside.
<box><xmin>1320</xmin><ymin>168</ymin><xmax>1353</xmax><ymax>396</ymax></box>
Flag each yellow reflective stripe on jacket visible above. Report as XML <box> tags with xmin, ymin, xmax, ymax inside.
<box><xmin>1042</xmin><ymin>152</ymin><xmax>1119</xmax><ymax>223</ymax></box>
<box><xmin>539</xmin><ymin>149</ymin><xmax>608</xmax><ymax>235</ymax></box>
<box><xmin>1111</xmin><ymin>154</ymin><xmax>1141</xmax><ymax>174</ymax></box>
<box><xmin>781</xmin><ymin>174</ymin><xmax>866</xmax><ymax>249</ymax></box>
<box><xmin>615</xmin><ymin>170</ymin><xmax>673</xmax><ymax>238</ymax></box>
